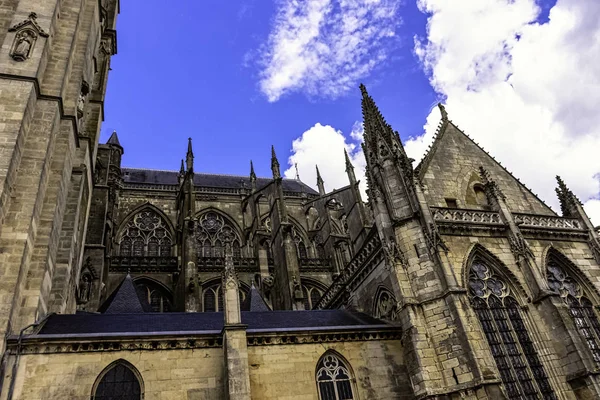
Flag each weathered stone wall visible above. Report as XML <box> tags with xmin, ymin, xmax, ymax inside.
<box><xmin>10</xmin><ymin>348</ymin><xmax>224</xmax><ymax>400</ymax></box>
<box><xmin>421</xmin><ymin>123</ymin><xmax>555</xmax><ymax>215</ymax></box>
<box><xmin>247</xmin><ymin>340</ymin><xmax>411</xmax><ymax>399</ymax></box>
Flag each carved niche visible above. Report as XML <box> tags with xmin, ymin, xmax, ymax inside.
<box><xmin>8</xmin><ymin>13</ymin><xmax>48</xmax><ymax>62</ymax></box>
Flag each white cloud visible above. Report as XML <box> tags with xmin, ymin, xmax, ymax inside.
<box><xmin>409</xmin><ymin>0</ymin><xmax>600</xmax><ymax>225</ymax></box>
<box><xmin>283</xmin><ymin>122</ymin><xmax>367</xmax><ymax>197</ymax></box>
<box><xmin>258</xmin><ymin>0</ymin><xmax>402</xmax><ymax>102</ymax></box>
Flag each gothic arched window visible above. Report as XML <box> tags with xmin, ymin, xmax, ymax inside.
<box><xmin>547</xmin><ymin>259</ymin><xmax>600</xmax><ymax>364</ymax></box>
<box><xmin>93</xmin><ymin>361</ymin><xmax>142</xmax><ymax>400</ymax></box>
<box><xmin>316</xmin><ymin>352</ymin><xmax>355</xmax><ymax>400</ymax></box>
<box><xmin>469</xmin><ymin>261</ymin><xmax>556</xmax><ymax>399</ymax></box>
<box><xmin>298</xmin><ymin>241</ymin><xmax>308</xmax><ymax>259</ymax></box>
<box><xmin>373</xmin><ymin>288</ymin><xmax>397</xmax><ymax>321</ymax></box>
<box><xmin>202</xmin><ymin>283</ymin><xmax>247</xmax><ymax>312</ymax></box>
<box><xmin>302</xmin><ymin>284</ymin><xmax>324</xmax><ymax>310</ymax></box>
<box><xmin>196</xmin><ymin>212</ymin><xmax>242</xmax><ymax>258</ymax></box>
<box><xmin>135</xmin><ymin>279</ymin><xmax>172</xmax><ymax>313</ymax></box>
<box><xmin>118</xmin><ymin>209</ymin><xmax>172</xmax><ymax>257</ymax></box>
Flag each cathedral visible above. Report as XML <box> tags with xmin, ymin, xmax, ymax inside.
<box><xmin>1</xmin><ymin>1</ymin><xmax>600</xmax><ymax>399</ymax></box>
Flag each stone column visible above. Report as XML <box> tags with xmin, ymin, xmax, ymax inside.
<box><xmin>222</xmin><ymin>243</ymin><xmax>251</xmax><ymax>400</ymax></box>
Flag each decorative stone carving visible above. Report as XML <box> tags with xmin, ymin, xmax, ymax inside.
<box><xmin>8</xmin><ymin>12</ymin><xmax>48</xmax><ymax>62</ymax></box>
<box><xmin>508</xmin><ymin>231</ymin><xmax>534</xmax><ymax>266</ymax></box>
<box><xmin>77</xmin><ymin>80</ymin><xmax>90</xmax><ymax>119</ymax></box>
<box><xmin>383</xmin><ymin>236</ymin><xmax>407</xmax><ymax>268</ymax></box>
<box><xmin>374</xmin><ymin>288</ymin><xmax>398</xmax><ymax>321</ymax></box>
<box><xmin>292</xmin><ymin>276</ymin><xmax>303</xmax><ymax>301</ymax></box>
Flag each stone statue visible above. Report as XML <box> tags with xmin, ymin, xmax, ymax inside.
<box><xmin>78</xmin><ymin>274</ymin><xmax>91</xmax><ymax>304</ymax></box>
<box><xmin>11</xmin><ymin>31</ymin><xmax>34</xmax><ymax>61</ymax></box>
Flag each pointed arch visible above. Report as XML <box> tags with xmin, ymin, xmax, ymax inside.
<box><xmin>315</xmin><ymin>350</ymin><xmax>356</xmax><ymax>400</ymax></box>
<box><xmin>544</xmin><ymin>246</ymin><xmax>600</xmax><ymax>365</ymax></box>
<box><xmin>117</xmin><ymin>203</ymin><xmax>175</xmax><ymax>238</ymax></box>
<box><xmin>466</xmin><ymin>244</ymin><xmax>557</xmax><ymax>399</ymax></box>
<box><xmin>301</xmin><ymin>277</ymin><xmax>328</xmax><ymax>310</ymax></box>
<box><xmin>91</xmin><ymin>359</ymin><xmax>143</xmax><ymax>400</ymax></box>
<box><xmin>116</xmin><ymin>203</ymin><xmax>174</xmax><ymax>257</ymax></box>
<box><xmin>201</xmin><ymin>278</ymin><xmax>250</xmax><ymax>312</ymax></box>
<box><xmin>132</xmin><ymin>277</ymin><xmax>173</xmax><ymax>313</ymax></box>
<box><xmin>462</xmin><ymin>243</ymin><xmax>530</xmax><ymax>302</ymax></box>
<box><xmin>372</xmin><ymin>285</ymin><xmax>397</xmax><ymax>321</ymax></box>
<box><xmin>543</xmin><ymin>245</ymin><xmax>600</xmax><ymax>303</ymax></box>
<box><xmin>196</xmin><ymin>208</ymin><xmax>244</xmax><ymax>258</ymax></box>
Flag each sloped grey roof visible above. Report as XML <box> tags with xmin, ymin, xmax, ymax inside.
<box><xmin>98</xmin><ymin>275</ymin><xmax>151</xmax><ymax>314</ymax></box>
<box><xmin>241</xmin><ymin>284</ymin><xmax>271</xmax><ymax>312</ymax></box>
<box><xmin>121</xmin><ymin>168</ymin><xmax>318</xmax><ymax>194</ymax></box>
<box><xmin>38</xmin><ymin>310</ymin><xmax>387</xmax><ymax>335</ymax></box>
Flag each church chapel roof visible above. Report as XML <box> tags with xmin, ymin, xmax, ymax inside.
<box><xmin>121</xmin><ymin>168</ymin><xmax>319</xmax><ymax>195</ymax></box>
<box><xmin>241</xmin><ymin>284</ymin><xmax>271</xmax><ymax>312</ymax></box>
<box><xmin>37</xmin><ymin>310</ymin><xmax>387</xmax><ymax>335</ymax></box>
<box><xmin>97</xmin><ymin>275</ymin><xmax>152</xmax><ymax>314</ymax></box>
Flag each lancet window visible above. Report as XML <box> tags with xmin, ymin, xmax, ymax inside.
<box><xmin>93</xmin><ymin>362</ymin><xmax>142</xmax><ymax>400</ymax></box>
<box><xmin>202</xmin><ymin>283</ymin><xmax>247</xmax><ymax>312</ymax></box>
<box><xmin>196</xmin><ymin>212</ymin><xmax>242</xmax><ymax>258</ymax></box>
<box><xmin>316</xmin><ymin>352</ymin><xmax>355</xmax><ymax>400</ymax></box>
<box><xmin>293</xmin><ymin>227</ymin><xmax>308</xmax><ymax>259</ymax></box>
<box><xmin>135</xmin><ymin>280</ymin><xmax>172</xmax><ymax>313</ymax></box>
<box><xmin>118</xmin><ymin>209</ymin><xmax>172</xmax><ymax>257</ymax></box>
<box><xmin>547</xmin><ymin>259</ymin><xmax>600</xmax><ymax>364</ymax></box>
<box><xmin>302</xmin><ymin>284</ymin><xmax>323</xmax><ymax>310</ymax></box>
<box><xmin>469</xmin><ymin>261</ymin><xmax>556</xmax><ymax>399</ymax></box>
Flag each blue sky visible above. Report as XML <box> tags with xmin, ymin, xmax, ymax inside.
<box><xmin>102</xmin><ymin>0</ymin><xmax>434</xmax><ymax>177</ymax></box>
<box><xmin>101</xmin><ymin>0</ymin><xmax>600</xmax><ymax>223</ymax></box>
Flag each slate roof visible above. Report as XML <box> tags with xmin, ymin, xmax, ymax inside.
<box><xmin>97</xmin><ymin>275</ymin><xmax>152</xmax><ymax>314</ymax></box>
<box><xmin>121</xmin><ymin>168</ymin><xmax>318</xmax><ymax>195</ymax></box>
<box><xmin>37</xmin><ymin>310</ymin><xmax>387</xmax><ymax>335</ymax></box>
<box><xmin>241</xmin><ymin>284</ymin><xmax>271</xmax><ymax>312</ymax></box>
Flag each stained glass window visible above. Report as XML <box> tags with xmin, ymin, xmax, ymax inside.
<box><xmin>94</xmin><ymin>363</ymin><xmax>141</xmax><ymax>400</ymax></box>
<box><xmin>118</xmin><ymin>209</ymin><xmax>172</xmax><ymax>257</ymax></box>
<box><xmin>469</xmin><ymin>261</ymin><xmax>556</xmax><ymax>399</ymax></box>
<box><xmin>196</xmin><ymin>212</ymin><xmax>242</xmax><ymax>258</ymax></box>
<box><xmin>316</xmin><ymin>353</ymin><xmax>354</xmax><ymax>400</ymax></box>
<box><xmin>547</xmin><ymin>260</ymin><xmax>600</xmax><ymax>364</ymax></box>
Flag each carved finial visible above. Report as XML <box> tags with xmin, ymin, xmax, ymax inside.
<box><xmin>186</xmin><ymin>138</ymin><xmax>194</xmax><ymax>172</ymax></box>
<box><xmin>438</xmin><ymin>103</ymin><xmax>448</xmax><ymax>122</ymax></box>
<box><xmin>294</xmin><ymin>163</ymin><xmax>300</xmax><ymax>180</ymax></box>
<box><xmin>556</xmin><ymin>176</ymin><xmax>581</xmax><ymax>217</ymax></box>
<box><xmin>271</xmin><ymin>145</ymin><xmax>281</xmax><ymax>179</ymax></box>
<box><xmin>479</xmin><ymin>166</ymin><xmax>505</xmax><ymax>203</ymax></box>
<box><xmin>344</xmin><ymin>148</ymin><xmax>354</xmax><ymax>170</ymax></box>
<box><xmin>29</xmin><ymin>12</ymin><xmax>37</xmax><ymax>20</ymax></box>
<box><xmin>179</xmin><ymin>159</ymin><xmax>185</xmax><ymax>175</ymax></box>
<box><xmin>316</xmin><ymin>165</ymin><xmax>325</xmax><ymax>195</ymax></box>
<box><xmin>250</xmin><ymin>160</ymin><xmax>257</xmax><ymax>191</ymax></box>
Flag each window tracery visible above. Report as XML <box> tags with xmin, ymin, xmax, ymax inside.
<box><xmin>136</xmin><ymin>280</ymin><xmax>172</xmax><ymax>313</ymax></box>
<box><xmin>374</xmin><ymin>288</ymin><xmax>397</xmax><ymax>321</ymax></box>
<box><xmin>293</xmin><ymin>226</ymin><xmax>308</xmax><ymax>258</ymax></box>
<box><xmin>547</xmin><ymin>259</ymin><xmax>600</xmax><ymax>364</ymax></box>
<box><xmin>316</xmin><ymin>353</ymin><xmax>355</xmax><ymax>400</ymax></box>
<box><xmin>202</xmin><ymin>283</ymin><xmax>247</xmax><ymax>312</ymax></box>
<box><xmin>302</xmin><ymin>284</ymin><xmax>323</xmax><ymax>310</ymax></box>
<box><xmin>469</xmin><ymin>261</ymin><xmax>556</xmax><ymax>399</ymax></box>
<box><xmin>118</xmin><ymin>209</ymin><xmax>172</xmax><ymax>257</ymax></box>
<box><xmin>93</xmin><ymin>362</ymin><xmax>141</xmax><ymax>400</ymax></box>
<box><xmin>196</xmin><ymin>212</ymin><xmax>242</xmax><ymax>258</ymax></box>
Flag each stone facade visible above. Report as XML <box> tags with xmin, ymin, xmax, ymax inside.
<box><xmin>1</xmin><ymin>1</ymin><xmax>600</xmax><ymax>399</ymax></box>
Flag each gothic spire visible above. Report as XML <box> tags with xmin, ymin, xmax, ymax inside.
<box><xmin>179</xmin><ymin>159</ymin><xmax>185</xmax><ymax>175</ymax></box>
<box><xmin>107</xmin><ymin>130</ymin><xmax>121</xmax><ymax>147</ymax></box>
<box><xmin>250</xmin><ymin>160</ymin><xmax>257</xmax><ymax>190</ymax></box>
<box><xmin>316</xmin><ymin>165</ymin><xmax>325</xmax><ymax>195</ymax></box>
<box><xmin>271</xmin><ymin>145</ymin><xmax>281</xmax><ymax>179</ymax></box>
<box><xmin>556</xmin><ymin>176</ymin><xmax>580</xmax><ymax>217</ymax></box>
<box><xmin>186</xmin><ymin>137</ymin><xmax>194</xmax><ymax>172</ymax></box>
<box><xmin>344</xmin><ymin>149</ymin><xmax>357</xmax><ymax>185</ymax></box>
<box><xmin>438</xmin><ymin>103</ymin><xmax>448</xmax><ymax>122</ymax></box>
<box><xmin>360</xmin><ymin>84</ymin><xmax>407</xmax><ymax>163</ymax></box>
